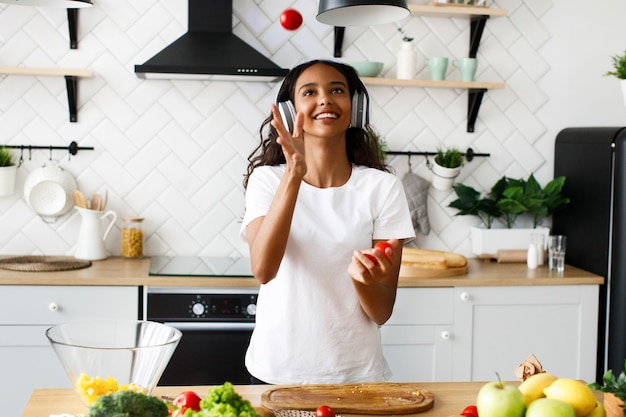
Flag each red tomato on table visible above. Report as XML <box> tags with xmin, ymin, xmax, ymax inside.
<box><xmin>280</xmin><ymin>8</ymin><xmax>303</xmax><ymax>30</ymax></box>
<box><xmin>316</xmin><ymin>405</ymin><xmax>336</xmax><ymax>417</ymax></box>
<box><xmin>171</xmin><ymin>391</ymin><xmax>202</xmax><ymax>416</ymax></box>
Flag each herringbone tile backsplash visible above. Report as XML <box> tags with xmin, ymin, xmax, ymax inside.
<box><xmin>0</xmin><ymin>0</ymin><xmax>554</xmax><ymax>258</ymax></box>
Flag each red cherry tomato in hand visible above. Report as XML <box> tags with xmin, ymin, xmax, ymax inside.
<box><xmin>316</xmin><ymin>405</ymin><xmax>336</xmax><ymax>417</ymax></box>
<box><xmin>280</xmin><ymin>8</ymin><xmax>303</xmax><ymax>30</ymax></box>
<box><xmin>461</xmin><ymin>404</ymin><xmax>478</xmax><ymax>417</ymax></box>
<box><xmin>172</xmin><ymin>391</ymin><xmax>202</xmax><ymax>417</ymax></box>
<box><xmin>374</xmin><ymin>241</ymin><xmax>392</xmax><ymax>259</ymax></box>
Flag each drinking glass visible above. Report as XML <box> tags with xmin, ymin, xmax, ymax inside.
<box><xmin>548</xmin><ymin>235</ymin><xmax>566</xmax><ymax>272</ymax></box>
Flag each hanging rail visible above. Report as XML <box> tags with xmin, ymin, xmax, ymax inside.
<box><xmin>1</xmin><ymin>141</ymin><xmax>94</xmax><ymax>159</ymax></box>
<box><xmin>386</xmin><ymin>147</ymin><xmax>489</xmax><ymax>162</ymax></box>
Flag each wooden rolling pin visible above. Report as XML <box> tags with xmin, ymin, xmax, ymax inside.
<box><xmin>496</xmin><ymin>249</ymin><xmax>527</xmax><ymax>263</ymax></box>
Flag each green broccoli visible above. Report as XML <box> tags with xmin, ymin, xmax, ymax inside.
<box><xmin>87</xmin><ymin>390</ymin><xmax>169</xmax><ymax>417</ymax></box>
<box><xmin>185</xmin><ymin>382</ymin><xmax>260</xmax><ymax>417</ymax></box>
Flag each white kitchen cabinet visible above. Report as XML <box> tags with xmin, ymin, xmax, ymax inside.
<box><xmin>452</xmin><ymin>285</ymin><xmax>599</xmax><ymax>382</ymax></box>
<box><xmin>0</xmin><ymin>286</ymin><xmax>138</xmax><ymax>417</ymax></box>
<box><xmin>381</xmin><ymin>288</ymin><xmax>456</xmax><ymax>382</ymax></box>
<box><xmin>382</xmin><ymin>285</ymin><xmax>599</xmax><ymax>383</ymax></box>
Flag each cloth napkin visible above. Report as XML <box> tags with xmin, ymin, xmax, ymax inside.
<box><xmin>401</xmin><ymin>171</ymin><xmax>430</xmax><ymax>235</ymax></box>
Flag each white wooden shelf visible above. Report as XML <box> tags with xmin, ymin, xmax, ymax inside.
<box><xmin>0</xmin><ymin>66</ymin><xmax>93</xmax><ymax>123</ymax></box>
<box><xmin>360</xmin><ymin>77</ymin><xmax>505</xmax><ymax>90</ymax></box>
<box><xmin>408</xmin><ymin>4</ymin><xmax>508</xmax><ymax>18</ymax></box>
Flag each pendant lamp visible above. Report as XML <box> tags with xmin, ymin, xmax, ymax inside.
<box><xmin>0</xmin><ymin>0</ymin><xmax>92</xmax><ymax>7</ymax></box>
<box><xmin>317</xmin><ymin>0</ymin><xmax>409</xmax><ymax>26</ymax></box>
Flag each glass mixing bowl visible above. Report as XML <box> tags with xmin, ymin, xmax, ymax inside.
<box><xmin>46</xmin><ymin>319</ymin><xmax>182</xmax><ymax>405</ymax></box>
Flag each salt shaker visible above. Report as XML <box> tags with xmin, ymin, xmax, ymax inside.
<box><xmin>527</xmin><ymin>243</ymin><xmax>538</xmax><ymax>269</ymax></box>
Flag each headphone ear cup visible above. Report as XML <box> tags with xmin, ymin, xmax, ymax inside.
<box><xmin>350</xmin><ymin>92</ymin><xmax>369</xmax><ymax>129</ymax></box>
<box><xmin>277</xmin><ymin>100</ymin><xmax>296</xmax><ymax>133</ymax></box>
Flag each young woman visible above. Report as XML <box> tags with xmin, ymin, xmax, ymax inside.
<box><xmin>240</xmin><ymin>59</ymin><xmax>415</xmax><ymax>384</ymax></box>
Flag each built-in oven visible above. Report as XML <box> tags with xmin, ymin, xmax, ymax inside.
<box><xmin>146</xmin><ymin>256</ymin><xmax>257</xmax><ymax>385</ymax></box>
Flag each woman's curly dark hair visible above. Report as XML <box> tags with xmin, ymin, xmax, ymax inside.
<box><xmin>243</xmin><ymin>59</ymin><xmax>389</xmax><ymax>189</ymax></box>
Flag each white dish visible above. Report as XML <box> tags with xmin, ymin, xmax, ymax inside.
<box><xmin>24</xmin><ymin>164</ymin><xmax>77</xmax><ymax>218</ymax></box>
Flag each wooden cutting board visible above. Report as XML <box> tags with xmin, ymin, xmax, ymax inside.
<box><xmin>399</xmin><ymin>262</ymin><xmax>469</xmax><ymax>278</ymax></box>
<box><xmin>261</xmin><ymin>383</ymin><xmax>434</xmax><ymax>415</ymax></box>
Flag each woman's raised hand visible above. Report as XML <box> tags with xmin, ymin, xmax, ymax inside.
<box><xmin>271</xmin><ymin>104</ymin><xmax>306</xmax><ymax>179</ymax></box>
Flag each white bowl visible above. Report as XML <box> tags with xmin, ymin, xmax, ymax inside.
<box><xmin>23</xmin><ymin>164</ymin><xmax>77</xmax><ymax>218</ymax></box>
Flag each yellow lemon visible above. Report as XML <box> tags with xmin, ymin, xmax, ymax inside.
<box><xmin>586</xmin><ymin>400</ymin><xmax>606</xmax><ymax>417</ymax></box>
<box><xmin>543</xmin><ymin>378</ymin><xmax>597</xmax><ymax>417</ymax></box>
<box><xmin>518</xmin><ymin>373</ymin><xmax>558</xmax><ymax>405</ymax></box>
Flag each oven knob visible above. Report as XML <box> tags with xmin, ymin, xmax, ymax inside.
<box><xmin>246</xmin><ymin>303</ymin><xmax>257</xmax><ymax>316</ymax></box>
<box><xmin>191</xmin><ymin>302</ymin><xmax>205</xmax><ymax>316</ymax></box>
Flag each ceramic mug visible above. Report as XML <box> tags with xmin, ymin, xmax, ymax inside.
<box><xmin>453</xmin><ymin>58</ymin><xmax>478</xmax><ymax>82</ymax></box>
<box><xmin>427</xmin><ymin>57</ymin><xmax>449</xmax><ymax>81</ymax></box>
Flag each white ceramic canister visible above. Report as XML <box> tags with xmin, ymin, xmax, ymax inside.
<box><xmin>396</xmin><ymin>41</ymin><xmax>417</xmax><ymax>80</ymax></box>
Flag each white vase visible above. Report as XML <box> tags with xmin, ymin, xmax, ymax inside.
<box><xmin>430</xmin><ymin>161</ymin><xmax>461</xmax><ymax>191</ymax></box>
<box><xmin>470</xmin><ymin>226</ymin><xmax>550</xmax><ymax>257</ymax></box>
<box><xmin>620</xmin><ymin>79</ymin><xmax>626</xmax><ymax>106</ymax></box>
<box><xmin>396</xmin><ymin>41</ymin><xmax>417</xmax><ymax>80</ymax></box>
<box><xmin>0</xmin><ymin>165</ymin><xmax>17</xmax><ymax>197</ymax></box>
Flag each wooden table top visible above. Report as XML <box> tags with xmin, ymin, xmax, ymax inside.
<box><xmin>22</xmin><ymin>382</ymin><xmax>492</xmax><ymax>417</ymax></box>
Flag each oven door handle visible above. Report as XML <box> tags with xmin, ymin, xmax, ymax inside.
<box><xmin>166</xmin><ymin>322</ymin><xmax>255</xmax><ymax>331</ymax></box>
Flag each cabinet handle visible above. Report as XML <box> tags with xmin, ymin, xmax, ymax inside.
<box><xmin>460</xmin><ymin>292</ymin><xmax>470</xmax><ymax>301</ymax></box>
<box><xmin>441</xmin><ymin>331</ymin><xmax>451</xmax><ymax>340</ymax></box>
<box><xmin>49</xmin><ymin>302</ymin><xmax>60</xmax><ymax>312</ymax></box>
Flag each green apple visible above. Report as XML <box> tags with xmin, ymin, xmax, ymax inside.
<box><xmin>476</xmin><ymin>379</ymin><xmax>526</xmax><ymax>417</ymax></box>
<box><xmin>526</xmin><ymin>398</ymin><xmax>576</xmax><ymax>417</ymax></box>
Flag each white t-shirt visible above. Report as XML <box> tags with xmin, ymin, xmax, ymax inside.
<box><xmin>239</xmin><ymin>164</ymin><xmax>415</xmax><ymax>384</ymax></box>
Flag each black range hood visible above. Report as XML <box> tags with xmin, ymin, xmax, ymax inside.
<box><xmin>135</xmin><ymin>0</ymin><xmax>289</xmax><ymax>82</ymax></box>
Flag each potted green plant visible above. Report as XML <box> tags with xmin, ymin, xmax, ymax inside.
<box><xmin>588</xmin><ymin>359</ymin><xmax>626</xmax><ymax>416</ymax></box>
<box><xmin>431</xmin><ymin>147</ymin><xmax>464</xmax><ymax>191</ymax></box>
<box><xmin>448</xmin><ymin>174</ymin><xmax>569</xmax><ymax>256</ymax></box>
<box><xmin>0</xmin><ymin>146</ymin><xmax>17</xmax><ymax>197</ymax></box>
<box><xmin>605</xmin><ymin>50</ymin><xmax>626</xmax><ymax>105</ymax></box>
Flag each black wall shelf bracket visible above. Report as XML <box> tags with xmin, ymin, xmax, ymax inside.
<box><xmin>65</xmin><ymin>75</ymin><xmax>79</xmax><ymax>123</ymax></box>
<box><xmin>67</xmin><ymin>9</ymin><xmax>79</xmax><ymax>49</ymax></box>
<box><xmin>469</xmin><ymin>15</ymin><xmax>489</xmax><ymax>58</ymax></box>
<box><xmin>334</xmin><ymin>26</ymin><xmax>345</xmax><ymax>58</ymax></box>
<box><xmin>386</xmin><ymin>147</ymin><xmax>490</xmax><ymax>162</ymax></box>
<box><xmin>468</xmin><ymin>88</ymin><xmax>486</xmax><ymax>133</ymax></box>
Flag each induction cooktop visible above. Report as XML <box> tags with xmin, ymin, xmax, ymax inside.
<box><xmin>148</xmin><ymin>256</ymin><xmax>253</xmax><ymax>277</ymax></box>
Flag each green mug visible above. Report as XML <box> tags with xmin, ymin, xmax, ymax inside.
<box><xmin>427</xmin><ymin>57</ymin><xmax>449</xmax><ymax>81</ymax></box>
<box><xmin>453</xmin><ymin>58</ymin><xmax>478</xmax><ymax>82</ymax></box>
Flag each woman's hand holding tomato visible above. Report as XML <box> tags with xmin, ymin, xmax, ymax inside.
<box><xmin>349</xmin><ymin>239</ymin><xmax>401</xmax><ymax>287</ymax></box>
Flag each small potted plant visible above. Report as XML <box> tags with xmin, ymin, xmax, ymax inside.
<box><xmin>431</xmin><ymin>147</ymin><xmax>464</xmax><ymax>191</ymax></box>
<box><xmin>0</xmin><ymin>146</ymin><xmax>17</xmax><ymax>197</ymax></box>
<box><xmin>588</xmin><ymin>359</ymin><xmax>626</xmax><ymax>417</ymax></box>
<box><xmin>604</xmin><ymin>50</ymin><xmax>626</xmax><ymax>105</ymax></box>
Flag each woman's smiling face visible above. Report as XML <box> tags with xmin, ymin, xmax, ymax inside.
<box><xmin>293</xmin><ymin>63</ymin><xmax>352</xmax><ymax>138</ymax></box>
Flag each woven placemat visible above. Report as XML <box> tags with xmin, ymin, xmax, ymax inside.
<box><xmin>0</xmin><ymin>256</ymin><xmax>92</xmax><ymax>272</ymax></box>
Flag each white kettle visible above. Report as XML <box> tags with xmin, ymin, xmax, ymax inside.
<box><xmin>75</xmin><ymin>206</ymin><xmax>117</xmax><ymax>261</ymax></box>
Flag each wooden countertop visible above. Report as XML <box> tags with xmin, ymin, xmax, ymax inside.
<box><xmin>0</xmin><ymin>257</ymin><xmax>603</xmax><ymax>287</ymax></box>
<box><xmin>17</xmin><ymin>382</ymin><xmax>530</xmax><ymax>417</ymax></box>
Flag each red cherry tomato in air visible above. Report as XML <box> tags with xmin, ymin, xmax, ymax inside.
<box><xmin>460</xmin><ymin>404</ymin><xmax>478</xmax><ymax>417</ymax></box>
<box><xmin>374</xmin><ymin>241</ymin><xmax>392</xmax><ymax>259</ymax></box>
<box><xmin>172</xmin><ymin>391</ymin><xmax>202</xmax><ymax>417</ymax></box>
<box><xmin>280</xmin><ymin>8</ymin><xmax>303</xmax><ymax>31</ymax></box>
<box><xmin>316</xmin><ymin>405</ymin><xmax>336</xmax><ymax>417</ymax></box>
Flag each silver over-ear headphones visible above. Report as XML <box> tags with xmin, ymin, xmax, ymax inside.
<box><xmin>277</xmin><ymin>91</ymin><xmax>369</xmax><ymax>133</ymax></box>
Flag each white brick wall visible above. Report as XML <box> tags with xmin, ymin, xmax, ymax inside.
<box><xmin>0</xmin><ymin>0</ymin><xmax>625</xmax><ymax>258</ymax></box>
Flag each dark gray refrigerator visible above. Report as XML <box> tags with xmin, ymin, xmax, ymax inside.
<box><xmin>554</xmin><ymin>126</ymin><xmax>626</xmax><ymax>382</ymax></box>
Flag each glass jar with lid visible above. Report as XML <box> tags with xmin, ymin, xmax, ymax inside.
<box><xmin>121</xmin><ymin>217</ymin><xmax>144</xmax><ymax>258</ymax></box>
